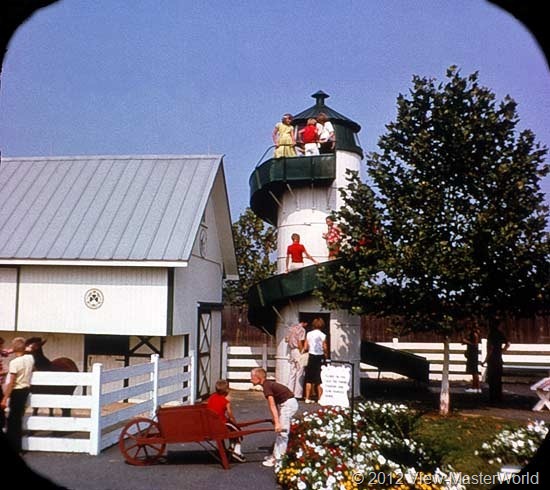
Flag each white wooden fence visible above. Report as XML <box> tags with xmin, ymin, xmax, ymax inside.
<box><xmin>221</xmin><ymin>342</ymin><xmax>276</xmax><ymax>390</ymax></box>
<box><xmin>19</xmin><ymin>341</ymin><xmax>550</xmax><ymax>455</ymax></box>
<box><xmin>367</xmin><ymin>339</ymin><xmax>550</xmax><ymax>381</ymax></box>
<box><xmin>361</xmin><ymin>339</ymin><xmax>489</xmax><ymax>381</ymax></box>
<box><xmin>23</xmin><ymin>353</ymin><xmax>194</xmax><ymax>455</ymax></box>
<box><xmin>222</xmin><ymin>340</ymin><xmax>550</xmax><ymax>389</ymax></box>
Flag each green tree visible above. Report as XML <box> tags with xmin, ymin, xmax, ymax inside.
<box><xmin>318</xmin><ymin>67</ymin><xmax>550</xmax><ymax>413</ymax></box>
<box><xmin>1</xmin><ymin>1</ymin><xmax>60</xmax><ymax>77</ymax></box>
<box><xmin>224</xmin><ymin>207</ymin><xmax>277</xmax><ymax>308</ymax></box>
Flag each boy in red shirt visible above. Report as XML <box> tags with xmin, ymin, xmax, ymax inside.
<box><xmin>207</xmin><ymin>379</ymin><xmax>246</xmax><ymax>462</ymax></box>
<box><xmin>285</xmin><ymin>233</ymin><xmax>318</xmax><ymax>273</ymax></box>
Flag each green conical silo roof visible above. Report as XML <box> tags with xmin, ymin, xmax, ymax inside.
<box><xmin>293</xmin><ymin>90</ymin><xmax>361</xmax><ymax>132</ymax></box>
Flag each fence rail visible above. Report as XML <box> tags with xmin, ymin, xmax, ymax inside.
<box><xmin>20</xmin><ymin>340</ymin><xmax>550</xmax><ymax>454</ymax></box>
<box><xmin>362</xmin><ymin>339</ymin><xmax>488</xmax><ymax>381</ymax></box>
<box><xmin>366</xmin><ymin>339</ymin><xmax>550</xmax><ymax>382</ymax></box>
<box><xmin>221</xmin><ymin>342</ymin><xmax>276</xmax><ymax>390</ymax></box>
<box><xmin>223</xmin><ymin>340</ymin><xmax>550</xmax><ymax>389</ymax></box>
<box><xmin>23</xmin><ymin>353</ymin><xmax>194</xmax><ymax>455</ymax></box>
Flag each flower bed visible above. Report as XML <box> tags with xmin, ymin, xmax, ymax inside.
<box><xmin>475</xmin><ymin>420</ymin><xmax>548</xmax><ymax>467</ymax></box>
<box><xmin>276</xmin><ymin>402</ymin><xmax>461</xmax><ymax>490</ymax></box>
<box><xmin>276</xmin><ymin>402</ymin><xmax>548</xmax><ymax>490</ymax></box>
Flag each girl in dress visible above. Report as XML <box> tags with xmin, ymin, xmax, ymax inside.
<box><xmin>322</xmin><ymin>216</ymin><xmax>342</xmax><ymax>259</ymax></box>
<box><xmin>273</xmin><ymin>113</ymin><xmax>297</xmax><ymax>158</ymax></box>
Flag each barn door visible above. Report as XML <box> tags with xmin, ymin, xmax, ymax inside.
<box><xmin>197</xmin><ymin>307</ymin><xmax>213</xmax><ymax>399</ymax></box>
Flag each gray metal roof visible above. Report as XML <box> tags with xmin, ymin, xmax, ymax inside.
<box><xmin>0</xmin><ymin>155</ymin><xmax>227</xmax><ymax>265</ymax></box>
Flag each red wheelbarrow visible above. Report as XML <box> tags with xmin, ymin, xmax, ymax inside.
<box><xmin>118</xmin><ymin>404</ymin><xmax>273</xmax><ymax>468</ymax></box>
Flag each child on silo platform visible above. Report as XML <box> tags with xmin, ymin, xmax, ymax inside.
<box><xmin>298</xmin><ymin>118</ymin><xmax>320</xmax><ymax>155</ymax></box>
<box><xmin>285</xmin><ymin>233</ymin><xmax>318</xmax><ymax>273</ymax></box>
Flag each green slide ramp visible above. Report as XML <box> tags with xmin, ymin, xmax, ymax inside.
<box><xmin>361</xmin><ymin>341</ymin><xmax>430</xmax><ymax>383</ymax></box>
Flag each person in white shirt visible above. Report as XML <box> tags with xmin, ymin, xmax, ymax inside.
<box><xmin>316</xmin><ymin>112</ymin><xmax>335</xmax><ymax>153</ymax></box>
<box><xmin>1</xmin><ymin>337</ymin><xmax>34</xmax><ymax>454</ymax></box>
<box><xmin>303</xmin><ymin>318</ymin><xmax>328</xmax><ymax>403</ymax></box>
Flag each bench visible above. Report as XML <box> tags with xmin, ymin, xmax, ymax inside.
<box><xmin>119</xmin><ymin>404</ymin><xmax>273</xmax><ymax>468</ymax></box>
<box><xmin>530</xmin><ymin>377</ymin><xmax>550</xmax><ymax>411</ymax></box>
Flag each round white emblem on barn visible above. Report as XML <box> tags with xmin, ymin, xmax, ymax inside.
<box><xmin>85</xmin><ymin>288</ymin><xmax>104</xmax><ymax>309</ymax></box>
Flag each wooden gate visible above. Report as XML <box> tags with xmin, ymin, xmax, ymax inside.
<box><xmin>197</xmin><ymin>306</ymin><xmax>213</xmax><ymax>399</ymax></box>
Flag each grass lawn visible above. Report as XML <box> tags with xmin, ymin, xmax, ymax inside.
<box><xmin>280</xmin><ymin>396</ymin><xmax>546</xmax><ymax>490</ymax></box>
<box><xmin>413</xmin><ymin>412</ymin><xmax>524</xmax><ymax>489</ymax></box>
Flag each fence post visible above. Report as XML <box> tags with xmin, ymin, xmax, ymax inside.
<box><xmin>262</xmin><ymin>343</ymin><xmax>268</xmax><ymax>370</ymax></box>
<box><xmin>480</xmin><ymin>337</ymin><xmax>488</xmax><ymax>380</ymax></box>
<box><xmin>151</xmin><ymin>354</ymin><xmax>159</xmax><ymax>417</ymax></box>
<box><xmin>89</xmin><ymin>363</ymin><xmax>103</xmax><ymax>456</ymax></box>
<box><xmin>189</xmin><ymin>349</ymin><xmax>196</xmax><ymax>405</ymax></box>
<box><xmin>221</xmin><ymin>341</ymin><xmax>228</xmax><ymax>380</ymax></box>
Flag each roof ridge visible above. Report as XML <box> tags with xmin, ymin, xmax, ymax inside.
<box><xmin>1</xmin><ymin>154</ymin><xmax>224</xmax><ymax>161</ymax></box>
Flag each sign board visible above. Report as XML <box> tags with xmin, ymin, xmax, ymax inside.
<box><xmin>319</xmin><ymin>364</ymin><xmax>351</xmax><ymax>407</ymax></box>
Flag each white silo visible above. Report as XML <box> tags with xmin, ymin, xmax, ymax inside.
<box><xmin>248</xmin><ymin>91</ymin><xmax>364</xmax><ymax>395</ymax></box>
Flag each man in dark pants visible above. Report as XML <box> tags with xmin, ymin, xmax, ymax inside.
<box><xmin>1</xmin><ymin>337</ymin><xmax>35</xmax><ymax>454</ymax></box>
<box><xmin>482</xmin><ymin>323</ymin><xmax>510</xmax><ymax>404</ymax></box>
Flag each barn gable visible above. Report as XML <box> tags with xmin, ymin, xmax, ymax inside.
<box><xmin>0</xmin><ymin>155</ymin><xmax>236</xmax><ymax>338</ymax></box>
<box><xmin>0</xmin><ymin>155</ymin><xmax>236</xmax><ymax>274</ymax></box>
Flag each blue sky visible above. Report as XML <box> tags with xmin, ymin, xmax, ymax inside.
<box><xmin>1</xmin><ymin>0</ymin><xmax>549</xmax><ymax>221</ymax></box>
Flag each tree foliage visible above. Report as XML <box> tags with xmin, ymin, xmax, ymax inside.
<box><xmin>318</xmin><ymin>66</ymin><xmax>550</xmax><ymax>335</ymax></box>
<box><xmin>1</xmin><ymin>1</ymin><xmax>61</xmax><ymax>79</ymax></box>
<box><xmin>224</xmin><ymin>207</ymin><xmax>277</xmax><ymax>308</ymax></box>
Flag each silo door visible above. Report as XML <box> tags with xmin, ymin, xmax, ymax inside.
<box><xmin>197</xmin><ymin>308</ymin><xmax>212</xmax><ymax>399</ymax></box>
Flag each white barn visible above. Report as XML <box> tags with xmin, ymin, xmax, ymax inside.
<box><xmin>0</xmin><ymin>155</ymin><xmax>237</xmax><ymax>399</ymax></box>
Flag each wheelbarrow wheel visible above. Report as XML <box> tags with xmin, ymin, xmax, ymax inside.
<box><xmin>119</xmin><ymin>417</ymin><xmax>166</xmax><ymax>465</ymax></box>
